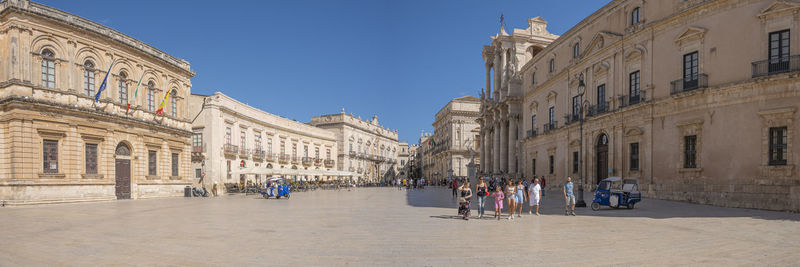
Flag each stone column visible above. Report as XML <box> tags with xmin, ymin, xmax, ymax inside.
<box><xmin>485</xmin><ymin>64</ymin><xmax>492</xmax><ymax>99</ymax></box>
<box><xmin>493</xmin><ymin>121</ymin><xmax>501</xmax><ymax>174</ymax></box>
<box><xmin>500</xmin><ymin>120</ymin><xmax>508</xmax><ymax>173</ymax></box>
<box><xmin>479</xmin><ymin>128</ymin><xmax>486</xmax><ymax>173</ymax></box>
<box><xmin>508</xmin><ymin>116</ymin><xmax>517</xmax><ymax>176</ymax></box>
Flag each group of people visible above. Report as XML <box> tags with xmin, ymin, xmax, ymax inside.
<box><xmin>454</xmin><ymin>176</ymin><xmax>579</xmax><ymax>220</ymax></box>
<box><xmin>392</xmin><ymin>178</ymin><xmax>429</xmax><ymax>190</ymax></box>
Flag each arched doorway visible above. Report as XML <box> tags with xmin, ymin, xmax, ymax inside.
<box><xmin>595</xmin><ymin>134</ymin><xmax>609</xmax><ymax>184</ymax></box>
<box><xmin>115</xmin><ymin>143</ymin><xmax>132</xmax><ymax>199</ymax></box>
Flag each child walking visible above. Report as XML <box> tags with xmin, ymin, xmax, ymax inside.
<box><xmin>491</xmin><ymin>186</ymin><xmax>505</xmax><ymax>220</ymax></box>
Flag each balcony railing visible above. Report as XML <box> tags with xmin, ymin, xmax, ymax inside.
<box><xmin>587</xmin><ymin>102</ymin><xmax>609</xmax><ymax>117</ymax></box>
<box><xmin>238</xmin><ymin>148</ymin><xmax>250</xmax><ymax>158</ymax></box>
<box><xmin>543</xmin><ymin>121</ymin><xmax>558</xmax><ymax>134</ymax></box>
<box><xmin>752</xmin><ymin>55</ymin><xmax>800</xmax><ymax>78</ymax></box>
<box><xmin>670</xmin><ymin>74</ymin><xmax>708</xmax><ymax>95</ymax></box>
<box><xmin>252</xmin><ymin>149</ymin><xmax>265</xmax><ymax>159</ymax></box>
<box><xmin>618</xmin><ymin>90</ymin><xmax>647</xmax><ymax>109</ymax></box>
<box><xmin>314</xmin><ymin>158</ymin><xmax>322</xmax><ymax>165</ymax></box>
<box><xmin>278</xmin><ymin>153</ymin><xmax>289</xmax><ymax>163</ymax></box>
<box><xmin>563</xmin><ymin>114</ymin><xmax>579</xmax><ymax>126</ymax></box>
<box><xmin>349</xmin><ymin>151</ymin><xmax>356</xmax><ymax>157</ymax></box>
<box><xmin>302</xmin><ymin>156</ymin><xmax>313</xmax><ymax>165</ymax></box>
<box><xmin>325</xmin><ymin>159</ymin><xmax>335</xmax><ymax>166</ymax></box>
<box><xmin>223</xmin><ymin>144</ymin><xmax>238</xmax><ymax>155</ymax></box>
<box><xmin>291</xmin><ymin>156</ymin><xmax>299</xmax><ymax>163</ymax></box>
<box><xmin>265</xmin><ymin>152</ymin><xmax>275</xmax><ymax>162</ymax></box>
<box><xmin>192</xmin><ymin>146</ymin><xmax>205</xmax><ymax>153</ymax></box>
<box><xmin>526</xmin><ymin>128</ymin><xmax>539</xmax><ymax>138</ymax></box>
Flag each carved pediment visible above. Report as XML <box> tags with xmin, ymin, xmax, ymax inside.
<box><xmin>546</xmin><ymin>91</ymin><xmax>558</xmax><ymax>102</ymax></box>
<box><xmin>759</xmin><ymin>1</ymin><xmax>800</xmax><ymax>21</ymax></box>
<box><xmin>675</xmin><ymin>26</ymin><xmax>707</xmax><ymax>45</ymax></box>
<box><xmin>625</xmin><ymin>47</ymin><xmax>644</xmax><ymax>62</ymax></box>
<box><xmin>569</xmin><ymin>139</ymin><xmax>580</xmax><ymax>146</ymax></box>
<box><xmin>593</xmin><ymin>61</ymin><xmax>611</xmax><ymax>75</ymax></box>
<box><xmin>624</xmin><ymin>127</ymin><xmax>644</xmax><ymax>137</ymax></box>
<box><xmin>583</xmin><ymin>31</ymin><xmax>622</xmax><ymax>58</ymax></box>
<box><xmin>528</xmin><ymin>101</ymin><xmax>539</xmax><ymax>111</ymax></box>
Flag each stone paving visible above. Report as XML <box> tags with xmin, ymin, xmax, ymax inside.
<box><xmin>0</xmin><ymin>187</ymin><xmax>799</xmax><ymax>266</ymax></box>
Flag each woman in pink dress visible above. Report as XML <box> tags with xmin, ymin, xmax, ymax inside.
<box><xmin>491</xmin><ymin>186</ymin><xmax>505</xmax><ymax>220</ymax></box>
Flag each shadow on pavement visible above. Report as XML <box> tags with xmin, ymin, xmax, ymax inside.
<box><xmin>407</xmin><ymin>187</ymin><xmax>800</xmax><ymax>222</ymax></box>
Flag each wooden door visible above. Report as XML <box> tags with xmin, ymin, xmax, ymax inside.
<box><xmin>596</xmin><ymin>134</ymin><xmax>609</xmax><ymax>184</ymax></box>
<box><xmin>115</xmin><ymin>159</ymin><xmax>131</xmax><ymax>199</ymax></box>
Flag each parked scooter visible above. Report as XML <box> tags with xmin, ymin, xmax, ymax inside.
<box><xmin>192</xmin><ymin>187</ymin><xmax>209</xmax><ymax>197</ymax></box>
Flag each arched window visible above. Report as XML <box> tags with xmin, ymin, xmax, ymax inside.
<box><xmin>119</xmin><ymin>72</ymin><xmax>128</xmax><ymax>104</ymax></box>
<box><xmin>83</xmin><ymin>60</ymin><xmax>95</xmax><ymax>96</ymax></box>
<box><xmin>147</xmin><ymin>81</ymin><xmax>155</xmax><ymax>111</ymax></box>
<box><xmin>573</xmin><ymin>43</ymin><xmax>580</xmax><ymax>58</ymax></box>
<box><xmin>631</xmin><ymin>7</ymin><xmax>640</xmax><ymax>25</ymax></box>
<box><xmin>549</xmin><ymin>59</ymin><xmax>555</xmax><ymax>73</ymax></box>
<box><xmin>41</xmin><ymin>49</ymin><xmax>56</xmax><ymax>89</ymax></box>
<box><xmin>170</xmin><ymin>88</ymin><xmax>178</xmax><ymax>117</ymax></box>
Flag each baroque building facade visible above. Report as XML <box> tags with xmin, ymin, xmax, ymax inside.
<box><xmin>0</xmin><ymin>0</ymin><xmax>194</xmax><ymax>204</ymax></box>
<box><xmin>478</xmin><ymin>17</ymin><xmax>559</xmax><ymax>179</ymax></box>
<box><xmin>189</xmin><ymin>93</ymin><xmax>338</xmax><ymax>195</ymax></box>
<box><xmin>310</xmin><ymin>111</ymin><xmax>399</xmax><ymax>182</ymax></box>
<box><xmin>486</xmin><ymin>0</ymin><xmax>800</xmax><ymax>212</ymax></box>
<box><xmin>431</xmin><ymin>96</ymin><xmax>481</xmax><ymax>181</ymax></box>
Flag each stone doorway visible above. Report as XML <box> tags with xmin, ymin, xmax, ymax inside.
<box><xmin>595</xmin><ymin>134</ymin><xmax>609</xmax><ymax>184</ymax></box>
<box><xmin>115</xmin><ymin>143</ymin><xmax>132</xmax><ymax>199</ymax></box>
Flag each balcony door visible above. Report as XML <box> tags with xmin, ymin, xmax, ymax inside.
<box><xmin>595</xmin><ymin>134</ymin><xmax>609</xmax><ymax>184</ymax></box>
<box><xmin>683</xmin><ymin>51</ymin><xmax>699</xmax><ymax>89</ymax></box>
<box><xmin>769</xmin><ymin>30</ymin><xmax>790</xmax><ymax>73</ymax></box>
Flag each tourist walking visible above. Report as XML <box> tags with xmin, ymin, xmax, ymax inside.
<box><xmin>528</xmin><ymin>178</ymin><xmax>541</xmax><ymax>215</ymax></box>
<box><xmin>491</xmin><ymin>186</ymin><xmax>504</xmax><ymax>220</ymax></box>
<box><xmin>515</xmin><ymin>180</ymin><xmax>525</xmax><ymax>217</ymax></box>
<box><xmin>506</xmin><ymin>180</ymin><xmax>517</xmax><ymax>220</ymax></box>
<box><xmin>564</xmin><ymin>177</ymin><xmax>576</xmax><ymax>216</ymax></box>
<box><xmin>451</xmin><ymin>179</ymin><xmax>458</xmax><ymax>198</ymax></box>
<box><xmin>458</xmin><ymin>181</ymin><xmax>472</xmax><ymax>220</ymax></box>
<box><xmin>475</xmin><ymin>178</ymin><xmax>489</xmax><ymax>219</ymax></box>
<box><xmin>541</xmin><ymin>176</ymin><xmax>547</xmax><ymax>197</ymax></box>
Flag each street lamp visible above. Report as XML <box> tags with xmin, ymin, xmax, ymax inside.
<box><xmin>576</xmin><ymin>74</ymin><xmax>587</xmax><ymax>208</ymax></box>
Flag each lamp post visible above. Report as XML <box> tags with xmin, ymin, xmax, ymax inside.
<box><xmin>576</xmin><ymin>74</ymin><xmax>588</xmax><ymax>208</ymax></box>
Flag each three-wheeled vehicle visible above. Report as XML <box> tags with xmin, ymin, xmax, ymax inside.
<box><xmin>591</xmin><ymin>177</ymin><xmax>641</xmax><ymax>210</ymax></box>
<box><xmin>260</xmin><ymin>177</ymin><xmax>291</xmax><ymax>199</ymax></box>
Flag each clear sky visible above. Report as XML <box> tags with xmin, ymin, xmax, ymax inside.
<box><xmin>39</xmin><ymin>0</ymin><xmax>610</xmax><ymax>143</ymax></box>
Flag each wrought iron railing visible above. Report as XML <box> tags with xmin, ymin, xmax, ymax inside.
<box><xmin>238</xmin><ymin>148</ymin><xmax>250</xmax><ymax>158</ymax></box>
<box><xmin>302</xmin><ymin>157</ymin><xmax>313</xmax><ymax>164</ymax></box>
<box><xmin>670</xmin><ymin>73</ymin><xmax>708</xmax><ymax>95</ymax></box>
<box><xmin>618</xmin><ymin>90</ymin><xmax>647</xmax><ymax>109</ymax></box>
<box><xmin>543</xmin><ymin>121</ymin><xmax>558</xmax><ymax>133</ymax></box>
<box><xmin>252</xmin><ymin>149</ymin><xmax>265</xmax><ymax>159</ymax></box>
<box><xmin>752</xmin><ymin>55</ymin><xmax>800</xmax><ymax>78</ymax></box>
<box><xmin>192</xmin><ymin>146</ymin><xmax>205</xmax><ymax>153</ymax></box>
<box><xmin>223</xmin><ymin>144</ymin><xmax>238</xmax><ymax>155</ymax></box>
<box><xmin>325</xmin><ymin>159</ymin><xmax>335</xmax><ymax>166</ymax></box>
<box><xmin>587</xmin><ymin>102</ymin><xmax>609</xmax><ymax>117</ymax></box>
<box><xmin>563</xmin><ymin>114</ymin><xmax>579</xmax><ymax>126</ymax></box>
<box><xmin>279</xmin><ymin>153</ymin><xmax>289</xmax><ymax>162</ymax></box>
<box><xmin>526</xmin><ymin>128</ymin><xmax>538</xmax><ymax>138</ymax></box>
<box><xmin>265</xmin><ymin>152</ymin><xmax>275</xmax><ymax>161</ymax></box>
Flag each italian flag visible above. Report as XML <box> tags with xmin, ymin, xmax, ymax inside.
<box><xmin>126</xmin><ymin>73</ymin><xmax>144</xmax><ymax>114</ymax></box>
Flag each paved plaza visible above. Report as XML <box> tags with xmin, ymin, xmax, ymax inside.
<box><xmin>1</xmin><ymin>187</ymin><xmax>799</xmax><ymax>266</ymax></box>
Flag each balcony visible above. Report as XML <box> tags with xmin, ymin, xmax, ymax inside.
<box><xmin>752</xmin><ymin>55</ymin><xmax>800</xmax><ymax>78</ymax></box>
<box><xmin>302</xmin><ymin>156</ymin><xmax>313</xmax><ymax>165</ymax></box>
<box><xmin>526</xmin><ymin>128</ymin><xmax>538</xmax><ymax>139</ymax></box>
<box><xmin>192</xmin><ymin>145</ymin><xmax>205</xmax><ymax>153</ymax></box>
<box><xmin>563</xmin><ymin>114</ymin><xmax>580</xmax><ymax>126</ymax></box>
<box><xmin>325</xmin><ymin>159</ymin><xmax>335</xmax><ymax>167</ymax></box>
<box><xmin>349</xmin><ymin>151</ymin><xmax>356</xmax><ymax>158</ymax></box>
<box><xmin>238</xmin><ymin>148</ymin><xmax>250</xmax><ymax>158</ymax></box>
<box><xmin>291</xmin><ymin>156</ymin><xmax>299</xmax><ymax>163</ymax></box>
<box><xmin>587</xmin><ymin>102</ymin><xmax>609</xmax><ymax>117</ymax></box>
<box><xmin>265</xmin><ymin>152</ymin><xmax>275</xmax><ymax>162</ymax></box>
<box><xmin>671</xmin><ymin>74</ymin><xmax>708</xmax><ymax>95</ymax></box>
<box><xmin>252</xmin><ymin>149</ymin><xmax>265</xmax><ymax>160</ymax></box>
<box><xmin>314</xmin><ymin>157</ymin><xmax>322</xmax><ymax>165</ymax></box>
<box><xmin>223</xmin><ymin>144</ymin><xmax>238</xmax><ymax>156</ymax></box>
<box><xmin>618</xmin><ymin>90</ymin><xmax>647</xmax><ymax>109</ymax></box>
<box><xmin>278</xmin><ymin>153</ymin><xmax>289</xmax><ymax>163</ymax></box>
<box><xmin>543</xmin><ymin>121</ymin><xmax>558</xmax><ymax>134</ymax></box>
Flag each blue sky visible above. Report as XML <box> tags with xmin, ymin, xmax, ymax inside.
<box><xmin>40</xmin><ymin>0</ymin><xmax>610</xmax><ymax>143</ymax></box>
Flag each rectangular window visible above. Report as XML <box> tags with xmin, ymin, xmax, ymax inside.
<box><xmin>531</xmin><ymin>115</ymin><xmax>536</xmax><ymax>132</ymax></box>
<box><xmin>254</xmin><ymin>134</ymin><xmax>262</xmax><ymax>151</ymax></box>
<box><xmin>84</xmin><ymin>69</ymin><xmax>95</xmax><ymax>97</ymax></box>
<box><xmin>240</xmin><ymin>131</ymin><xmax>246</xmax><ymax>147</ymax></box>
<box><xmin>171</xmin><ymin>97</ymin><xmax>177</xmax><ymax>117</ymax></box>
<box><xmin>631</xmin><ymin>7</ymin><xmax>640</xmax><ymax>25</ymax></box>
<box><xmin>683</xmin><ymin>51</ymin><xmax>699</xmax><ymax>89</ymax></box>
<box><xmin>769</xmin><ymin>30</ymin><xmax>791</xmax><ymax>73</ymax></box>
<box><xmin>572</xmin><ymin>151</ymin><xmax>579</xmax><ymax>174</ymax></box>
<box><xmin>42</xmin><ymin>59</ymin><xmax>55</xmax><ymax>88</ymax></box>
<box><xmin>148</xmin><ymin>150</ymin><xmax>157</xmax><ymax>176</ymax></box>
<box><xmin>549</xmin><ymin>155</ymin><xmax>554</xmax><ymax>174</ymax></box>
<box><xmin>267</xmin><ymin>138</ymin><xmax>273</xmax><ymax>155</ymax></box>
<box><xmin>531</xmin><ymin>71</ymin><xmax>536</xmax><ymax>85</ymax></box>
<box><xmin>630</xmin><ymin>143</ymin><xmax>639</xmax><ymax>171</ymax></box>
<box><xmin>85</xmin><ymin>144</ymin><xmax>98</xmax><ymax>174</ymax></box>
<box><xmin>280</xmin><ymin>140</ymin><xmax>285</xmax><ymax>154</ymax></box>
<box><xmin>572</xmin><ymin>95</ymin><xmax>581</xmax><ymax>119</ymax></box>
<box><xmin>684</xmin><ymin>135</ymin><xmax>697</xmax><ymax>168</ymax></box>
<box><xmin>43</xmin><ymin>140</ymin><xmax>58</xmax><ymax>173</ymax></box>
<box><xmin>315</xmin><ymin>147</ymin><xmax>320</xmax><ymax>158</ymax></box>
<box><xmin>119</xmin><ymin>78</ymin><xmax>128</xmax><ymax>105</ymax></box>
<box><xmin>171</xmin><ymin>153</ymin><xmax>179</xmax><ymax>177</ymax></box>
<box><xmin>548</xmin><ymin>107</ymin><xmax>555</xmax><ymax>125</ymax></box>
<box><xmin>292</xmin><ymin>143</ymin><xmax>297</xmax><ymax>156</ymax></box>
<box><xmin>227</xmin><ymin>160</ymin><xmax>231</xmax><ymax>179</ymax></box>
<box><xmin>304</xmin><ymin>145</ymin><xmax>309</xmax><ymax>157</ymax></box>
<box><xmin>225</xmin><ymin>127</ymin><xmax>231</xmax><ymax>145</ymax></box>
<box><xmin>532</xmin><ymin>159</ymin><xmax>536</xmax><ymax>176</ymax></box>
<box><xmin>192</xmin><ymin>133</ymin><xmax>203</xmax><ymax>149</ymax></box>
<box><xmin>629</xmin><ymin>71</ymin><xmax>640</xmax><ymax>103</ymax></box>
<box><xmin>326</xmin><ymin>149</ymin><xmax>331</xmax><ymax>160</ymax></box>
<box><xmin>573</xmin><ymin>43</ymin><xmax>580</xmax><ymax>58</ymax></box>
<box><xmin>769</xmin><ymin>127</ymin><xmax>788</xmax><ymax>165</ymax></box>
<box><xmin>549</xmin><ymin>59</ymin><xmax>555</xmax><ymax>73</ymax></box>
<box><xmin>195</xmin><ymin>168</ymin><xmax>202</xmax><ymax>178</ymax></box>
<box><xmin>597</xmin><ymin>84</ymin><xmax>606</xmax><ymax>108</ymax></box>
<box><xmin>147</xmin><ymin>89</ymin><xmax>155</xmax><ymax>111</ymax></box>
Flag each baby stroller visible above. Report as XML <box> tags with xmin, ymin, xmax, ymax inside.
<box><xmin>458</xmin><ymin>197</ymin><xmax>470</xmax><ymax>220</ymax></box>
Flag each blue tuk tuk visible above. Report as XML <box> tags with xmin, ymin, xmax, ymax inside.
<box><xmin>591</xmin><ymin>177</ymin><xmax>641</xmax><ymax>210</ymax></box>
<box><xmin>261</xmin><ymin>177</ymin><xmax>290</xmax><ymax>199</ymax></box>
